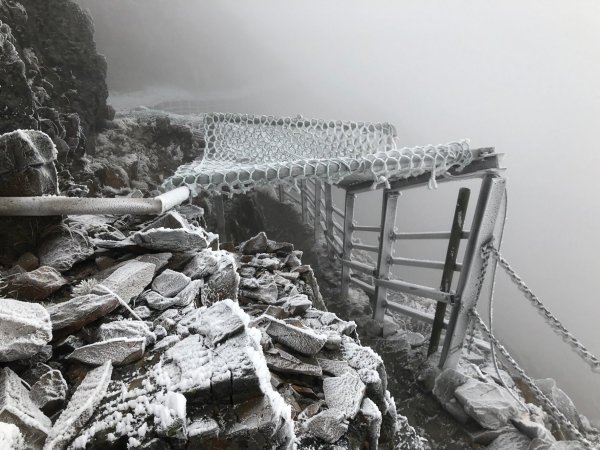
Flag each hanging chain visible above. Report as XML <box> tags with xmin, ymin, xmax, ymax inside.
<box><xmin>471</xmin><ymin>310</ymin><xmax>594</xmax><ymax>447</ymax></box>
<box><xmin>483</xmin><ymin>242</ymin><xmax>600</xmax><ymax>373</ymax></box>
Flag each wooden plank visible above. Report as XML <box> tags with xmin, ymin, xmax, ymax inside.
<box><xmin>440</xmin><ymin>175</ymin><xmax>506</xmax><ymax>369</ymax></box>
<box><xmin>428</xmin><ymin>187</ymin><xmax>470</xmax><ymax>356</ymax></box>
<box><xmin>214</xmin><ymin>194</ymin><xmax>226</xmax><ymax>241</ymax></box>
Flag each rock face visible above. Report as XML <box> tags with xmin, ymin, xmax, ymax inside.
<box><xmin>0</xmin><ymin>298</ymin><xmax>52</xmax><ymax>362</ymax></box>
<box><xmin>0</xmin><ymin>130</ymin><xmax>58</xmax><ymax>196</ymax></box>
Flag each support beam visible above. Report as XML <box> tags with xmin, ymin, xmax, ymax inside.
<box><xmin>214</xmin><ymin>194</ymin><xmax>227</xmax><ymax>241</ymax></box>
<box><xmin>353</xmin><ymin>224</ymin><xmax>381</xmax><ymax>233</ymax></box>
<box><xmin>440</xmin><ymin>175</ymin><xmax>506</xmax><ymax>369</ymax></box>
<box><xmin>428</xmin><ymin>187</ymin><xmax>470</xmax><ymax>356</ymax></box>
<box><xmin>300</xmin><ymin>180</ymin><xmax>308</xmax><ymax>223</ymax></box>
<box><xmin>340</xmin><ymin>192</ymin><xmax>356</xmax><ymax>301</ymax></box>
<box><xmin>325</xmin><ymin>183</ymin><xmax>334</xmax><ymax>258</ymax></box>
<box><xmin>314</xmin><ymin>179</ymin><xmax>322</xmax><ymax>239</ymax></box>
<box><xmin>373</xmin><ymin>190</ymin><xmax>400</xmax><ymax>322</ymax></box>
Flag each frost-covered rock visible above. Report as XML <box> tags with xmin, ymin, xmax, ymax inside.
<box><xmin>132</xmin><ymin>227</ymin><xmax>214</xmax><ymax>252</ymax></box>
<box><xmin>486</xmin><ymin>430</ymin><xmax>531</xmax><ymax>449</ymax></box>
<box><xmin>179</xmin><ymin>299</ymin><xmax>247</xmax><ymax>346</ymax></box>
<box><xmin>264</xmin><ymin>348</ymin><xmax>322</xmax><ymax>377</ymax></box>
<box><xmin>239</xmin><ymin>275</ymin><xmax>279</xmax><ymax>304</ymax></box>
<box><xmin>0</xmin><ymin>367</ymin><xmax>51</xmax><ymax>449</ymax></box>
<box><xmin>0</xmin><ymin>422</ymin><xmax>26</xmax><ymax>450</ymax></box>
<box><xmin>151</xmin><ymin>269</ymin><xmax>190</xmax><ymax>297</ymax></box>
<box><xmin>92</xmin><ymin>260</ymin><xmax>155</xmax><ymax>303</ymax></box>
<box><xmin>97</xmin><ymin>320</ymin><xmax>155</xmax><ymax>346</ymax></box>
<box><xmin>140</xmin><ymin>210</ymin><xmax>189</xmax><ymax>232</ymax></box>
<box><xmin>38</xmin><ymin>231</ymin><xmax>94</xmax><ymax>272</ymax></box>
<box><xmin>240</xmin><ymin>232</ymin><xmax>269</xmax><ymax>255</ymax></box>
<box><xmin>68</xmin><ymin>337</ymin><xmax>145</xmax><ymax>366</ymax></box>
<box><xmin>0</xmin><ymin>298</ymin><xmax>52</xmax><ymax>362</ymax></box>
<box><xmin>44</xmin><ymin>361</ymin><xmax>113</xmax><ymax>450</ymax></box>
<box><xmin>433</xmin><ymin>368</ymin><xmax>470</xmax><ymax>424</ymax></box>
<box><xmin>535</xmin><ymin>378</ymin><xmax>584</xmax><ymax>437</ymax></box>
<box><xmin>29</xmin><ymin>370</ymin><xmax>68</xmax><ymax>416</ymax></box>
<box><xmin>304</xmin><ymin>408</ymin><xmax>348</xmax><ymax>443</ymax></box>
<box><xmin>1</xmin><ymin>266</ymin><xmax>67</xmax><ymax>300</ymax></box>
<box><xmin>263</xmin><ymin>317</ymin><xmax>327</xmax><ymax>356</ymax></box>
<box><xmin>47</xmin><ymin>293</ymin><xmax>120</xmax><ymax>335</ymax></box>
<box><xmin>455</xmin><ymin>378</ymin><xmax>521</xmax><ymax>429</ymax></box>
<box><xmin>183</xmin><ymin>250</ymin><xmax>221</xmax><ymax>279</ymax></box>
<box><xmin>323</xmin><ymin>372</ymin><xmax>366</xmax><ymax>419</ymax></box>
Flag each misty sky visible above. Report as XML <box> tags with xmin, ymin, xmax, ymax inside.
<box><xmin>77</xmin><ymin>0</ymin><xmax>600</xmax><ymax>419</ymax></box>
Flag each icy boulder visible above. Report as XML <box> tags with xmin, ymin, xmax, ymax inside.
<box><xmin>0</xmin><ymin>422</ymin><xmax>26</xmax><ymax>450</ymax></box>
<box><xmin>0</xmin><ymin>298</ymin><xmax>52</xmax><ymax>362</ymax></box>
<box><xmin>0</xmin><ymin>368</ymin><xmax>51</xmax><ymax>449</ymax></box>
<box><xmin>455</xmin><ymin>378</ymin><xmax>521</xmax><ymax>429</ymax></box>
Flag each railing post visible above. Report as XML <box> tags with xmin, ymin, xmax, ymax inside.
<box><xmin>214</xmin><ymin>194</ymin><xmax>227</xmax><ymax>241</ymax></box>
<box><xmin>314</xmin><ymin>179</ymin><xmax>322</xmax><ymax>239</ymax></box>
<box><xmin>300</xmin><ymin>180</ymin><xmax>307</xmax><ymax>223</ymax></box>
<box><xmin>440</xmin><ymin>175</ymin><xmax>506</xmax><ymax>369</ymax></box>
<box><xmin>373</xmin><ymin>189</ymin><xmax>400</xmax><ymax>323</ymax></box>
<box><xmin>340</xmin><ymin>191</ymin><xmax>356</xmax><ymax>301</ymax></box>
<box><xmin>428</xmin><ymin>187</ymin><xmax>470</xmax><ymax>356</ymax></box>
<box><xmin>325</xmin><ymin>183</ymin><xmax>334</xmax><ymax>258</ymax></box>
<box><xmin>278</xmin><ymin>185</ymin><xmax>285</xmax><ymax>203</ymax></box>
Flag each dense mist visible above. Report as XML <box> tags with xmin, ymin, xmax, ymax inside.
<box><xmin>77</xmin><ymin>0</ymin><xmax>600</xmax><ymax>420</ymax></box>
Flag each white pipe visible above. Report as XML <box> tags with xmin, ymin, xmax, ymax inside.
<box><xmin>0</xmin><ymin>186</ymin><xmax>191</xmax><ymax>216</ymax></box>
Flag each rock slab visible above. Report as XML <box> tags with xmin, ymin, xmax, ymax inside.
<box><xmin>0</xmin><ymin>298</ymin><xmax>52</xmax><ymax>362</ymax></box>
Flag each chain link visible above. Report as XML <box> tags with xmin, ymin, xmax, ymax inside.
<box><xmin>471</xmin><ymin>310</ymin><xmax>594</xmax><ymax>447</ymax></box>
<box><xmin>483</xmin><ymin>242</ymin><xmax>600</xmax><ymax>373</ymax></box>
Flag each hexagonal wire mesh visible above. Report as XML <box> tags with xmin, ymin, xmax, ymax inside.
<box><xmin>162</xmin><ymin>112</ymin><xmax>472</xmax><ymax>196</ymax></box>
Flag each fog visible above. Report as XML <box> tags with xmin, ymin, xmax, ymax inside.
<box><xmin>77</xmin><ymin>0</ymin><xmax>600</xmax><ymax>419</ymax></box>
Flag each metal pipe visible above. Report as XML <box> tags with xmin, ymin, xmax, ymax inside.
<box><xmin>392</xmin><ymin>231</ymin><xmax>470</xmax><ymax>240</ymax></box>
<box><xmin>349</xmin><ymin>276</ymin><xmax>376</xmax><ymax>295</ymax></box>
<box><xmin>387</xmin><ymin>301</ymin><xmax>448</xmax><ymax>328</ymax></box>
<box><xmin>374</xmin><ymin>278</ymin><xmax>454</xmax><ymax>303</ymax></box>
<box><xmin>341</xmin><ymin>258</ymin><xmax>376</xmax><ymax>276</ymax></box>
<box><xmin>353</xmin><ymin>224</ymin><xmax>382</xmax><ymax>233</ymax></box>
<box><xmin>351</xmin><ymin>242</ymin><xmax>379</xmax><ymax>253</ymax></box>
<box><xmin>390</xmin><ymin>256</ymin><xmax>462</xmax><ymax>271</ymax></box>
<box><xmin>0</xmin><ymin>186</ymin><xmax>191</xmax><ymax>216</ymax></box>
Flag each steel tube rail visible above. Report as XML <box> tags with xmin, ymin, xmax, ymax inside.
<box><xmin>332</xmin><ymin>205</ymin><xmax>345</xmax><ymax>218</ymax></box>
<box><xmin>392</xmin><ymin>231</ymin><xmax>470</xmax><ymax>240</ymax></box>
<box><xmin>284</xmin><ymin>191</ymin><xmax>301</xmax><ymax>204</ymax></box>
<box><xmin>389</xmin><ymin>256</ymin><xmax>462</xmax><ymax>272</ymax></box>
<box><xmin>325</xmin><ymin>235</ymin><xmax>343</xmax><ymax>256</ymax></box>
<box><xmin>349</xmin><ymin>276</ymin><xmax>375</xmax><ymax>295</ymax></box>
<box><xmin>387</xmin><ymin>301</ymin><xmax>448</xmax><ymax>328</ymax></box>
<box><xmin>374</xmin><ymin>278</ymin><xmax>454</xmax><ymax>303</ymax></box>
<box><xmin>351</xmin><ymin>242</ymin><xmax>379</xmax><ymax>253</ymax></box>
<box><xmin>340</xmin><ymin>258</ymin><xmax>376</xmax><ymax>276</ymax></box>
<box><xmin>332</xmin><ymin>220</ymin><xmax>343</xmax><ymax>234</ymax></box>
<box><xmin>353</xmin><ymin>224</ymin><xmax>382</xmax><ymax>233</ymax></box>
<box><xmin>0</xmin><ymin>186</ymin><xmax>191</xmax><ymax>216</ymax></box>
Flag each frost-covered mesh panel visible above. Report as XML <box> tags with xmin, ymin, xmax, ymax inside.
<box><xmin>162</xmin><ymin>113</ymin><xmax>473</xmax><ymax>195</ymax></box>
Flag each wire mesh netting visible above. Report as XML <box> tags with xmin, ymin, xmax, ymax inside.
<box><xmin>160</xmin><ymin>111</ymin><xmax>473</xmax><ymax>196</ymax></box>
